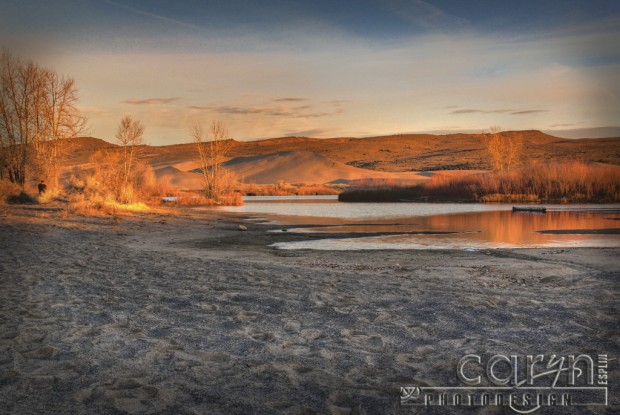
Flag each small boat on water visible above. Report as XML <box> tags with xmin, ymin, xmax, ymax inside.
<box><xmin>512</xmin><ymin>206</ymin><xmax>547</xmax><ymax>213</ymax></box>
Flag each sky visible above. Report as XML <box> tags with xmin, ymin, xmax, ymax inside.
<box><xmin>1</xmin><ymin>0</ymin><xmax>619</xmax><ymax>145</ymax></box>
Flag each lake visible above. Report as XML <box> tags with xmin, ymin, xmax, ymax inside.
<box><xmin>216</xmin><ymin>196</ymin><xmax>620</xmax><ymax>250</ymax></box>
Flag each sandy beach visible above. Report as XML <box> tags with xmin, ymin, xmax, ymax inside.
<box><xmin>0</xmin><ymin>204</ymin><xmax>618</xmax><ymax>414</ymax></box>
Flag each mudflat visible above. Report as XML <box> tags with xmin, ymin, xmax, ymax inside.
<box><xmin>0</xmin><ymin>204</ymin><xmax>618</xmax><ymax>414</ymax></box>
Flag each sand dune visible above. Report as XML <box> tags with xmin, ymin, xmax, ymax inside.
<box><xmin>155</xmin><ymin>151</ymin><xmax>477</xmax><ymax>187</ymax></box>
<box><xmin>154</xmin><ymin>166</ymin><xmax>202</xmax><ymax>190</ymax></box>
<box><xmin>219</xmin><ymin>151</ymin><xmax>427</xmax><ymax>184</ymax></box>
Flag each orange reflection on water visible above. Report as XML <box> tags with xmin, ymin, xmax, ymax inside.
<box><xmin>289</xmin><ymin>210</ymin><xmax>620</xmax><ymax>248</ymax></box>
<box><xmin>411</xmin><ymin>210</ymin><xmax>619</xmax><ymax>246</ymax></box>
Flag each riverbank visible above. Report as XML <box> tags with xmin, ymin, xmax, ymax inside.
<box><xmin>338</xmin><ymin>161</ymin><xmax>620</xmax><ymax>203</ymax></box>
<box><xmin>0</xmin><ymin>204</ymin><xmax>618</xmax><ymax>414</ymax></box>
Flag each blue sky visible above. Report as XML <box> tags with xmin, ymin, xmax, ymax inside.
<box><xmin>1</xmin><ymin>0</ymin><xmax>619</xmax><ymax>144</ymax></box>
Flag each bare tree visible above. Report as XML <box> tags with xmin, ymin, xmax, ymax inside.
<box><xmin>484</xmin><ymin>126</ymin><xmax>523</xmax><ymax>172</ymax></box>
<box><xmin>32</xmin><ymin>68</ymin><xmax>86</xmax><ymax>189</ymax></box>
<box><xmin>505</xmin><ymin>131</ymin><xmax>524</xmax><ymax>171</ymax></box>
<box><xmin>0</xmin><ymin>50</ymin><xmax>85</xmax><ymax>189</ymax></box>
<box><xmin>192</xmin><ymin>120</ymin><xmax>234</xmax><ymax>200</ymax></box>
<box><xmin>485</xmin><ymin>126</ymin><xmax>503</xmax><ymax>171</ymax></box>
<box><xmin>0</xmin><ymin>52</ymin><xmax>40</xmax><ymax>187</ymax></box>
<box><xmin>115</xmin><ymin>115</ymin><xmax>144</xmax><ymax>198</ymax></box>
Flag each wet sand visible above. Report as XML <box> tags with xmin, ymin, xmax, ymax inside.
<box><xmin>0</xmin><ymin>204</ymin><xmax>618</xmax><ymax>414</ymax></box>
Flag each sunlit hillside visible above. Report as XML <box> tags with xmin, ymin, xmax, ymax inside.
<box><xmin>63</xmin><ymin>131</ymin><xmax>620</xmax><ymax>188</ymax></box>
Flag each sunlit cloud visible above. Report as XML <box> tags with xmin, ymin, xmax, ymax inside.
<box><xmin>2</xmin><ymin>1</ymin><xmax>617</xmax><ymax>144</ymax></box>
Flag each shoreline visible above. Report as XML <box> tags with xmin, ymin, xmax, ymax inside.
<box><xmin>0</xmin><ymin>204</ymin><xmax>618</xmax><ymax>414</ymax></box>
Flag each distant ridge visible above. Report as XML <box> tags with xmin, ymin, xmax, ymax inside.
<box><xmin>65</xmin><ymin>131</ymin><xmax>620</xmax><ymax>185</ymax></box>
<box><xmin>71</xmin><ymin>136</ymin><xmax>116</xmax><ymax>149</ymax></box>
<box><xmin>542</xmin><ymin>126</ymin><xmax>620</xmax><ymax>139</ymax></box>
<box><xmin>63</xmin><ymin>137</ymin><xmax>116</xmax><ymax>165</ymax></box>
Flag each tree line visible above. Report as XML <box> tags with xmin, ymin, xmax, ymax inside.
<box><xmin>0</xmin><ymin>50</ymin><xmax>236</xmax><ymax>208</ymax></box>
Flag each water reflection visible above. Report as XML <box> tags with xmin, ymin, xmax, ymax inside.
<box><xmin>216</xmin><ymin>198</ymin><xmax>620</xmax><ymax>249</ymax></box>
<box><xmin>271</xmin><ymin>209</ymin><xmax>620</xmax><ymax>250</ymax></box>
<box><xmin>219</xmin><ymin>200</ymin><xmax>511</xmax><ymax>219</ymax></box>
<box><xmin>423</xmin><ymin>210</ymin><xmax>619</xmax><ymax>245</ymax></box>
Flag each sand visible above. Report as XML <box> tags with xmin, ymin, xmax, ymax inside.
<box><xmin>219</xmin><ymin>151</ymin><xmax>428</xmax><ymax>184</ymax></box>
<box><xmin>0</xmin><ymin>204</ymin><xmax>618</xmax><ymax>414</ymax></box>
<box><xmin>153</xmin><ymin>151</ymin><xmax>431</xmax><ymax>190</ymax></box>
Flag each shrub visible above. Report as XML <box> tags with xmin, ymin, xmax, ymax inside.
<box><xmin>340</xmin><ymin>161</ymin><xmax>619</xmax><ymax>203</ymax></box>
<box><xmin>217</xmin><ymin>192</ymin><xmax>244</xmax><ymax>206</ymax></box>
<box><xmin>240</xmin><ymin>183</ymin><xmax>341</xmax><ymax>196</ymax></box>
<box><xmin>0</xmin><ymin>179</ymin><xmax>21</xmax><ymax>203</ymax></box>
<box><xmin>65</xmin><ymin>149</ymin><xmax>167</xmax><ymax>213</ymax></box>
<box><xmin>37</xmin><ymin>187</ymin><xmax>61</xmax><ymax>204</ymax></box>
<box><xmin>6</xmin><ymin>192</ymin><xmax>37</xmax><ymax>204</ymax></box>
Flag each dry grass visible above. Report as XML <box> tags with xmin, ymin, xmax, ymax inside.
<box><xmin>63</xmin><ymin>148</ymin><xmax>178</xmax><ymax>214</ymax></box>
<box><xmin>66</xmin><ymin>192</ymin><xmax>150</xmax><ymax>216</ymax></box>
<box><xmin>160</xmin><ymin>191</ymin><xmax>243</xmax><ymax>206</ymax></box>
<box><xmin>242</xmin><ymin>182</ymin><xmax>341</xmax><ymax>196</ymax></box>
<box><xmin>340</xmin><ymin>161</ymin><xmax>620</xmax><ymax>203</ymax></box>
<box><xmin>347</xmin><ymin>178</ymin><xmax>404</xmax><ymax>188</ymax></box>
<box><xmin>161</xmin><ymin>191</ymin><xmax>211</xmax><ymax>206</ymax></box>
<box><xmin>479</xmin><ymin>193</ymin><xmax>540</xmax><ymax>203</ymax></box>
<box><xmin>216</xmin><ymin>192</ymin><xmax>244</xmax><ymax>206</ymax></box>
<box><xmin>470</xmin><ymin>161</ymin><xmax>619</xmax><ymax>202</ymax></box>
<box><xmin>36</xmin><ymin>187</ymin><xmax>61</xmax><ymax>204</ymax></box>
<box><xmin>0</xmin><ymin>179</ymin><xmax>21</xmax><ymax>203</ymax></box>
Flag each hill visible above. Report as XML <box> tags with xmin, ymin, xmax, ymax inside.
<box><xmin>218</xmin><ymin>151</ymin><xmax>427</xmax><ymax>184</ymax></box>
<box><xmin>64</xmin><ymin>131</ymin><xmax>620</xmax><ymax>187</ymax></box>
<box><xmin>138</xmin><ymin>130</ymin><xmax>619</xmax><ymax>172</ymax></box>
<box><xmin>222</xmin><ymin>131</ymin><xmax>618</xmax><ymax>171</ymax></box>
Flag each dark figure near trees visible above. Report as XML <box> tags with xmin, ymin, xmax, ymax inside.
<box><xmin>38</xmin><ymin>180</ymin><xmax>47</xmax><ymax>195</ymax></box>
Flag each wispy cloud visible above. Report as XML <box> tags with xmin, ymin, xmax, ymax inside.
<box><xmin>101</xmin><ymin>0</ymin><xmax>206</xmax><ymax>32</ymax></box>
<box><xmin>451</xmin><ymin>108</ymin><xmax>512</xmax><ymax>114</ymax></box>
<box><xmin>272</xmin><ymin>97</ymin><xmax>308</xmax><ymax>102</ymax></box>
<box><xmin>190</xmin><ymin>103</ymin><xmax>344</xmax><ymax>118</ymax></box>
<box><xmin>123</xmin><ymin>97</ymin><xmax>180</xmax><ymax>105</ymax></box>
<box><xmin>383</xmin><ymin>0</ymin><xmax>470</xmax><ymax>31</ymax></box>
<box><xmin>510</xmin><ymin>109</ymin><xmax>548</xmax><ymax>115</ymax></box>
<box><xmin>450</xmin><ymin>108</ymin><xmax>548</xmax><ymax>116</ymax></box>
<box><xmin>283</xmin><ymin>128</ymin><xmax>340</xmax><ymax>137</ymax></box>
<box><xmin>550</xmin><ymin>123</ymin><xmax>577</xmax><ymax>127</ymax></box>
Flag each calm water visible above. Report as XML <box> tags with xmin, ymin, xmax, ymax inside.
<box><xmin>220</xmin><ymin>195</ymin><xmax>512</xmax><ymax>219</ymax></box>
<box><xmin>216</xmin><ymin>196</ymin><xmax>620</xmax><ymax>250</ymax></box>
